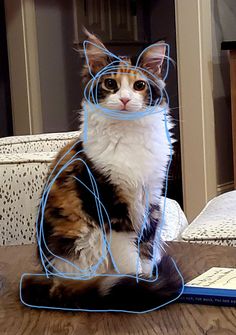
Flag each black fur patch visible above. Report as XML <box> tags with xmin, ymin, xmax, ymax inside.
<box><xmin>147</xmin><ymin>82</ymin><xmax>162</xmax><ymax>106</ymax></box>
<box><xmin>73</xmin><ymin>142</ymin><xmax>132</xmax><ymax>232</ymax></box>
<box><xmin>100</xmin><ymin>256</ymin><xmax>182</xmax><ymax>312</ymax></box>
<box><xmin>141</xmin><ymin>204</ymin><xmax>161</xmax><ymax>242</ymax></box>
<box><xmin>21</xmin><ymin>275</ymin><xmax>53</xmax><ymax>307</ymax></box>
<box><xmin>137</xmin><ymin>204</ymin><xmax>161</xmax><ymax>262</ymax></box>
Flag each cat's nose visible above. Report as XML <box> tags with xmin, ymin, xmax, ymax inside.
<box><xmin>120</xmin><ymin>98</ymin><xmax>130</xmax><ymax>105</ymax></box>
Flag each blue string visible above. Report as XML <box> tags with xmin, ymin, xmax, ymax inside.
<box><xmin>20</xmin><ymin>40</ymin><xmax>184</xmax><ymax>313</ymax></box>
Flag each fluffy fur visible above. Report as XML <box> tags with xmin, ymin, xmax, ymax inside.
<box><xmin>21</xmin><ymin>30</ymin><xmax>182</xmax><ymax>312</ymax></box>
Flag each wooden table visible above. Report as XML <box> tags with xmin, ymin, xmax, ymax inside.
<box><xmin>222</xmin><ymin>41</ymin><xmax>236</xmax><ymax>188</ymax></box>
<box><xmin>0</xmin><ymin>242</ymin><xmax>236</xmax><ymax>335</ymax></box>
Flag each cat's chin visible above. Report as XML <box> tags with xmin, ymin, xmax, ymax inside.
<box><xmin>99</xmin><ymin>103</ymin><xmax>143</xmax><ymax>113</ymax></box>
<box><xmin>85</xmin><ymin>101</ymin><xmax>145</xmax><ymax>114</ymax></box>
<box><xmin>103</xmin><ymin>106</ymin><xmax>144</xmax><ymax>113</ymax></box>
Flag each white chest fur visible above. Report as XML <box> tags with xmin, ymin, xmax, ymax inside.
<box><xmin>82</xmin><ymin>103</ymin><xmax>173</xmax><ymax>228</ymax></box>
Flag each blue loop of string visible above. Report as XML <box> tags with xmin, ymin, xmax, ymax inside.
<box><xmin>20</xmin><ymin>40</ymin><xmax>184</xmax><ymax>313</ymax></box>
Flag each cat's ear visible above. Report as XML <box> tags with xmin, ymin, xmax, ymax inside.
<box><xmin>136</xmin><ymin>42</ymin><xmax>166</xmax><ymax>76</ymax></box>
<box><xmin>83</xmin><ymin>28</ymin><xmax>110</xmax><ymax>76</ymax></box>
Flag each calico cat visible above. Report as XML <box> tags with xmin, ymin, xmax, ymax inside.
<box><xmin>21</xmin><ymin>30</ymin><xmax>182</xmax><ymax>312</ymax></box>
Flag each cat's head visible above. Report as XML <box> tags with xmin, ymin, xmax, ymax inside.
<box><xmin>81</xmin><ymin>30</ymin><xmax>167</xmax><ymax>113</ymax></box>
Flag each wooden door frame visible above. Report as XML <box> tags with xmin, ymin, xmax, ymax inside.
<box><xmin>175</xmin><ymin>0</ymin><xmax>217</xmax><ymax>221</ymax></box>
<box><xmin>4</xmin><ymin>0</ymin><xmax>42</xmax><ymax>135</ymax></box>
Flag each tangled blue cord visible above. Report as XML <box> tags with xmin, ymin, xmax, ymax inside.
<box><xmin>20</xmin><ymin>40</ymin><xmax>184</xmax><ymax>313</ymax></box>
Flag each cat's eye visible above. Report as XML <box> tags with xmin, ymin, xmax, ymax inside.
<box><xmin>104</xmin><ymin>78</ymin><xmax>118</xmax><ymax>90</ymax></box>
<box><xmin>133</xmin><ymin>80</ymin><xmax>146</xmax><ymax>91</ymax></box>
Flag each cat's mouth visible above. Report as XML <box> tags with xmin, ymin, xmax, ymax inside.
<box><xmin>98</xmin><ymin>101</ymin><xmax>144</xmax><ymax>112</ymax></box>
<box><xmin>120</xmin><ymin>103</ymin><xmax>132</xmax><ymax>111</ymax></box>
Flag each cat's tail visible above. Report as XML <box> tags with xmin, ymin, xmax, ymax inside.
<box><xmin>20</xmin><ymin>255</ymin><xmax>183</xmax><ymax>313</ymax></box>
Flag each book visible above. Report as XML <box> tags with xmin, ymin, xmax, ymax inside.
<box><xmin>179</xmin><ymin>267</ymin><xmax>236</xmax><ymax>306</ymax></box>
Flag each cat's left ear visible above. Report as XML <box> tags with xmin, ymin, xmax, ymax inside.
<box><xmin>136</xmin><ymin>42</ymin><xmax>166</xmax><ymax>76</ymax></box>
<box><xmin>83</xmin><ymin>28</ymin><xmax>112</xmax><ymax>77</ymax></box>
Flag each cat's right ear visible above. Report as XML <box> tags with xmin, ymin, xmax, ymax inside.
<box><xmin>135</xmin><ymin>41</ymin><xmax>167</xmax><ymax>77</ymax></box>
<box><xmin>82</xmin><ymin>28</ymin><xmax>111</xmax><ymax>77</ymax></box>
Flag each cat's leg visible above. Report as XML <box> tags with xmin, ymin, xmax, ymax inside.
<box><xmin>107</xmin><ymin>231</ymin><xmax>142</xmax><ymax>274</ymax></box>
<box><xmin>45</xmin><ymin>227</ymin><xmax>109</xmax><ymax>277</ymax></box>
<box><xmin>139</xmin><ymin>203</ymin><xmax>164</xmax><ymax>276</ymax></box>
<box><xmin>139</xmin><ymin>239</ymin><xmax>164</xmax><ymax>276</ymax></box>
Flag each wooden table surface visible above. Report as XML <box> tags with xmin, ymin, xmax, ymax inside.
<box><xmin>0</xmin><ymin>242</ymin><xmax>236</xmax><ymax>335</ymax></box>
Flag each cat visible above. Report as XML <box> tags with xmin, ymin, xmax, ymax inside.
<box><xmin>21</xmin><ymin>30</ymin><xmax>182</xmax><ymax>312</ymax></box>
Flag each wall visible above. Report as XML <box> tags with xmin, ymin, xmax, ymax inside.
<box><xmin>35</xmin><ymin>0</ymin><xmax>81</xmax><ymax>133</ymax></box>
<box><xmin>211</xmin><ymin>0</ymin><xmax>236</xmax><ymax>190</ymax></box>
<box><xmin>0</xmin><ymin>0</ymin><xmax>12</xmax><ymax>137</ymax></box>
<box><xmin>34</xmin><ymin>0</ymin><xmax>149</xmax><ymax>133</ymax></box>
